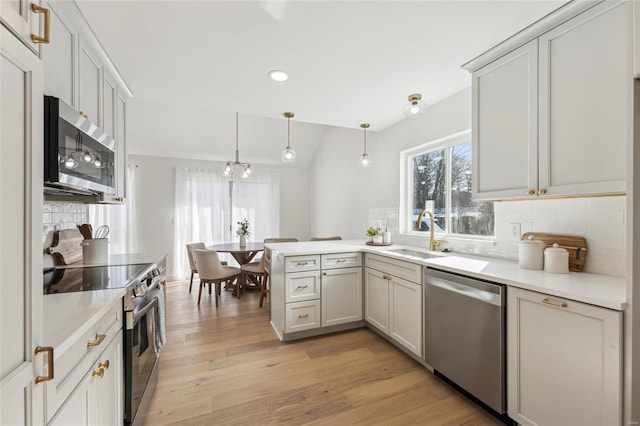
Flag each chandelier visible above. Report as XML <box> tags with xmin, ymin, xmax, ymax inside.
<box><xmin>223</xmin><ymin>112</ymin><xmax>252</xmax><ymax>179</ymax></box>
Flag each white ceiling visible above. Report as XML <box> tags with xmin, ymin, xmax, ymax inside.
<box><xmin>76</xmin><ymin>0</ymin><xmax>566</xmax><ymax>165</ymax></box>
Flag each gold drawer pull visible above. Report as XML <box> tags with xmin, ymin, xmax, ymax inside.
<box><xmin>296</xmin><ymin>261</ymin><xmax>308</xmax><ymax>266</ymax></box>
<box><xmin>98</xmin><ymin>360</ymin><xmax>110</xmax><ymax>371</ymax></box>
<box><xmin>296</xmin><ymin>285</ymin><xmax>308</xmax><ymax>289</ymax></box>
<box><xmin>538</xmin><ymin>188</ymin><xmax>547</xmax><ymax>195</ymax></box>
<box><xmin>87</xmin><ymin>333</ymin><xmax>107</xmax><ymax>349</ymax></box>
<box><xmin>543</xmin><ymin>298</ymin><xmax>568</xmax><ymax>308</ymax></box>
<box><xmin>30</xmin><ymin>4</ymin><xmax>50</xmax><ymax>44</ymax></box>
<box><xmin>322</xmin><ymin>272</ymin><xmax>327</xmax><ymax>276</ymax></box>
<box><xmin>35</xmin><ymin>346</ymin><xmax>54</xmax><ymax>384</ymax></box>
<box><xmin>527</xmin><ymin>189</ymin><xmax>535</xmax><ymax>196</ymax></box>
<box><xmin>336</xmin><ymin>259</ymin><xmax>346</xmax><ymax>263</ymax></box>
<box><xmin>91</xmin><ymin>368</ymin><xmax>105</xmax><ymax>379</ymax></box>
<box><xmin>297</xmin><ymin>314</ymin><xmax>309</xmax><ymax>319</ymax></box>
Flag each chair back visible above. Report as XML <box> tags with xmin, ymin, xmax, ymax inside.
<box><xmin>193</xmin><ymin>249</ymin><xmax>228</xmax><ymax>280</ymax></box>
<box><xmin>186</xmin><ymin>242</ymin><xmax>206</xmax><ymax>271</ymax></box>
<box><xmin>310</xmin><ymin>236</ymin><xmax>342</xmax><ymax>241</ymax></box>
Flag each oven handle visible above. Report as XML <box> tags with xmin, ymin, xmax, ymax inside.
<box><xmin>133</xmin><ymin>297</ymin><xmax>158</xmax><ymax>323</ymax></box>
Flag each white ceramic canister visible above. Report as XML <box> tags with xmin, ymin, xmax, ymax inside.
<box><xmin>544</xmin><ymin>243</ymin><xmax>569</xmax><ymax>274</ymax></box>
<box><xmin>518</xmin><ymin>235</ymin><xmax>545</xmax><ymax>270</ymax></box>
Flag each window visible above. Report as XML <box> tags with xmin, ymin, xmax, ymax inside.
<box><xmin>402</xmin><ymin>130</ymin><xmax>494</xmax><ymax>237</ymax></box>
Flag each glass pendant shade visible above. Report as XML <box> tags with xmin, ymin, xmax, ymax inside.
<box><xmin>64</xmin><ymin>156</ymin><xmax>78</xmax><ymax>169</ymax></box>
<box><xmin>223</xmin><ymin>113</ymin><xmax>251</xmax><ymax>178</ymax></box>
<box><xmin>359</xmin><ymin>123</ymin><xmax>371</xmax><ymax>167</ymax></box>
<box><xmin>281</xmin><ymin>112</ymin><xmax>296</xmax><ymax>163</ymax></box>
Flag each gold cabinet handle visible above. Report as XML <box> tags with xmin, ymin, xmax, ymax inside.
<box><xmin>297</xmin><ymin>314</ymin><xmax>309</xmax><ymax>319</ymax></box>
<box><xmin>34</xmin><ymin>346</ymin><xmax>54</xmax><ymax>384</ymax></box>
<box><xmin>322</xmin><ymin>272</ymin><xmax>327</xmax><ymax>276</ymax></box>
<box><xmin>296</xmin><ymin>261</ymin><xmax>308</xmax><ymax>266</ymax></box>
<box><xmin>336</xmin><ymin>259</ymin><xmax>346</xmax><ymax>263</ymax></box>
<box><xmin>30</xmin><ymin>4</ymin><xmax>50</xmax><ymax>44</ymax></box>
<box><xmin>87</xmin><ymin>333</ymin><xmax>106</xmax><ymax>349</ymax></box>
<box><xmin>98</xmin><ymin>360</ymin><xmax>110</xmax><ymax>371</ymax></box>
<box><xmin>91</xmin><ymin>368</ymin><xmax>105</xmax><ymax>379</ymax></box>
<box><xmin>527</xmin><ymin>189</ymin><xmax>535</xmax><ymax>196</ymax></box>
<box><xmin>538</xmin><ymin>188</ymin><xmax>547</xmax><ymax>195</ymax></box>
<box><xmin>296</xmin><ymin>284</ymin><xmax>308</xmax><ymax>289</ymax></box>
<box><xmin>79</xmin><ymin>111</ymin><xmax>88</xmax><ymax>119</ymax></box>
<box><xmin>543</xmin><ymin>298</ymin><xmax>568</xmax><ymax>308</ymax></box>
<box><xmin>382</xmin><ymin>274</ymin><xmax>392</xmax><ymax>280</ymax></box>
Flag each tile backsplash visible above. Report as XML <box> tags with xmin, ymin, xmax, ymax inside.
<box><xmin>43</xmin><ymin>202</ymin><xmax>88</xmax><ymax>245</ymax></box>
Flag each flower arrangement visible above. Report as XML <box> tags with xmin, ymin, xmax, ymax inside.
<box><xmin>236</xmin><ymin>218</ymin><xmax>250</xmax><ymax>237</ymax></box>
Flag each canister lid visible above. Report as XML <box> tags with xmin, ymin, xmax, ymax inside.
<box><xmin>519</xmin><ymin>235</ymin><xmax>545</xmax><ymax>246</ymax></box>
<box><xmin>545</xmin><ymin>243</ymin><xmax>568</xmax><ymax>255</ymax></box>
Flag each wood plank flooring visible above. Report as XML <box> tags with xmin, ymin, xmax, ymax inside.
<box><xmin>144</xmin><ymin>280</ymin><xmax>503</xmax><ymax>426</ymax></box>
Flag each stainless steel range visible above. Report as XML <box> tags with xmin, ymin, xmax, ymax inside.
<box><xmin>44</xmin><ymin>256</ymin><xmax>167</xmax><ymax>426</ymax></box>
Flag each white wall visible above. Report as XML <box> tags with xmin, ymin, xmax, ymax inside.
<box><xmin>129</xmin><ymin>154</ymin><xmax>311</xmax><ymax>278</ymax></box>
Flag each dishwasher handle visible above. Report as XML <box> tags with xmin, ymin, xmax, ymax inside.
<box><xmin>427</xmin><ymin>276</ymin><xmax>503</xmax><ymax>306</ymax></box>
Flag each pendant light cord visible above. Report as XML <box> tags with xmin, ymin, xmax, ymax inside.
<box><xmin>235</xmin><ymin>112</ymin><xmax>240</xmax><ymax>163</ymax></box>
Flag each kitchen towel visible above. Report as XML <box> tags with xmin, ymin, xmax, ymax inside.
<box><xmin>150</xmin><ymin>284</ymin><xmax>166</xmax><ymax>353</ymax></box>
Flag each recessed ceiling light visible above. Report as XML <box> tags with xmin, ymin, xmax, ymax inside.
<box><xmin>268</xmin><ymin>70</ymin><xmax>288</xmax><ymax>82</ymax></box>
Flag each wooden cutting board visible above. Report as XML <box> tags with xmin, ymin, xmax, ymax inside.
<box><xmin>521</xmin><ymin>232</ymin><xmax>587</xmax><ymax>272</ymax></box>
<box><xmin>46</xmin><ymin>229</ymin><xmax>83</xmax><ymax>265</ymax></box>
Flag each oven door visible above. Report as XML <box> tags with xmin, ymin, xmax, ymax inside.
<box><xmin>125</xmin><ymin>294</ymin><xmax>160</xmax><ymax>424</ymax></box>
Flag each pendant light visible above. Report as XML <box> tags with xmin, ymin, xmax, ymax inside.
<box><xmin>281</xmin><ymin>112</ymin><xmax>296</xmax><ymax>163</ymax></box>
<box><xmin>223</xmin><ymin>112</ymin><xmax>252</xmax><ymax>179</ymax></box>
<box><xmin>359</xmin><ymin>123</ymin><xmax>370</xmax><ymax>167</ymax></box>
<box><xmin>405</xmin><ymin>93</ymin><xmax>424</xmax><ymax>117</ymax></box>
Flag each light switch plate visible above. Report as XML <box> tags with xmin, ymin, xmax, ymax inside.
<box><xmin>510</xmin><ymin>223</ymin><xmax>521</xmax><ymax>241</ymax></box>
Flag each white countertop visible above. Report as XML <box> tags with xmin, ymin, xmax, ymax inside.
<box><xmin>54</xmin><ymin>251</ymin><xmax>168</xmax><ymax>269</ymax></box>
<box><xmin>43</xmin><ymin>288</ymin><xmax>125</xmax><ymax>358</ymax></box>
<box><xmin>266</xmin><ymin>240</ymin><xmax>627</xmax><ymax>311</ymax></box>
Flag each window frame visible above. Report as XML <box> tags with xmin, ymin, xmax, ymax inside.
<box><xmin>399</xmin><ymin>129</ymin><xmax>495</xmax><ymax>241</ymax></box>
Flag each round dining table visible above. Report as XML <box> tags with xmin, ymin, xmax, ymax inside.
<box><xmin>206</xmin><ymin>242</ymin><xmax>264</xmax><ymax>266</ymax></box>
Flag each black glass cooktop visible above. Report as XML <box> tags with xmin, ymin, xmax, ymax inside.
<box><xmin>44</xmin><ymin>264</ymin><xmax>149</xmax><ymax>294</ymax></box>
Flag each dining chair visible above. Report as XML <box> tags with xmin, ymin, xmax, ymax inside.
<box><xmin>242</xmin><ymin>237</ymin><xmax>298</xmax><ymax>307</ymax></box>
<box><xmin>310</xmin><ymin>236</ymin><xmax>342</xmax><ymax>241</ymax></box>
<box><xmin>193</xmin><ymin>249</ymin><xmax>241</xmax><ymax>306</ymax></box>
<box><xmin>186</xmin><ymin>242</ymin><xmax>227</xmax><ymax>293</ymax></box>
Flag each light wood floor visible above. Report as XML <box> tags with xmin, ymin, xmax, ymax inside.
<box><xmin>144</xmin><ymin>280</ymin><xmax>503</xmax><ymax>426</ymax></box>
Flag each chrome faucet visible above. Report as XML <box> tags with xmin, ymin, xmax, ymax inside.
<box><xmin>416</xmin><ymin>210</ymin><xmax>440</xmax><ymax>251</ymax></box>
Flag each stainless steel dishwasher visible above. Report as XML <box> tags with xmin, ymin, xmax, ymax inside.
<box><xmin>424</xmin><ymin>268</ymin><xmax>506</xmax><ymax>414</ymax></box>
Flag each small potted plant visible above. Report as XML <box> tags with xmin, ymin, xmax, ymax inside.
<box><xmin>236</xmin><ymin>218</ymin><xmax>250</xmax><ymax>247</ymax></box>
<box><xmin>366</xmin><ymin>226</ymin><xmax>378</xmax><ymax>243</ymax></box>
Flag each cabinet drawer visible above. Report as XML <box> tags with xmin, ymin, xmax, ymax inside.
<box><xmin>365</xmin><ymin>253</ymin><xmax>422</xmax><ymax>284</ymax></box>
<box><xmin>321</xmin><ymin>252</ymin><xmax>362</xmax><ymax>269</ymax></box>
<box><xmin>285</xmin><ymin>271</ymin><xmax>321</xmax><ymax>303</ymax></box>
<box><xmin>46</xmin><ymin>300</ymin><xmax>122</xmax><ymax>422</ymax></box>
<box><xmin>285</xmin><ymin>300</ymin><xmax>321</xmax><ymax>332</ymax></box>
<box><xmin>285</xmin><ymin>255</ymin><xmax>320</xmax><ymax>273</ymax></box>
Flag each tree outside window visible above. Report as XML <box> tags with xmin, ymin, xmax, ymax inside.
<box><xmin>410</xmin><ymin>139</ymin><xmax>494</xmax><ymax>237</ymax></box>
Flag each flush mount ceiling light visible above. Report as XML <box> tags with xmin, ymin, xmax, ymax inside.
<box><xmin>281</xmin><ymin>112</ymin><xmax>296</xmax><ymax>163</ymax></box>
<box><xmin>223</xmin><ymin>112</ymin><xmax>252</xmax><ymax>179</ymax></box>
<box><xmin>268</xmin><ymin>70</ymin><xmax>288</xmax><ymax>82</ymax></box>
<box><xmin>359</xmin><ymin>123</ymin><xmax>371</xmax><ymax>168</ymax></box>
<box><xmin>405</xmin><ymin>93</ymin><xmax>424</xmax><ymax>117</ymax></box>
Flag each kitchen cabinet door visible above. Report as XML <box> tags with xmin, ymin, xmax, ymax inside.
<box><xmin>78</xmin><ymin>37</ymin><xmax>101</xmax><ymax>125</ymax></box>
<box><xmin>364</xmin><ymin>268</ymin><xmax>389</xmax><ymax>334</ymax></box>
<box><xmin>49</xmin><ymin>372</ymin><xmax>92</xmax><ymax>426</ymax></box>
<box><xmin>94</xmin><ymin>330</ymin><xmax>123</xmax><ymax>426</ymax></box>
<box><xmin>0</xmin><ymin>25</ymin><xmax>45</xmax><ymax>426</ymax></box>
<box><xmin>538</xmin><ymin>0</ymin><xmax>629</xmax><ymax>197</ymax></box>
<box><xmin>389</xmin><ymin>276</ymin><xmax>422</xmax><ymax>357</ymax></box>
<box><xmin>0</xmin><ymin>0</ymin><xmax>42</xmax><ymax>54</ymax></box>
<box><xmin>114</xmin><ymin>91</ymin><xmax>128</xmax><ymax>202</ymax></box>
<box><xmin>508</xmin><ymin>287</ymin><xmax>622</xmax><ymax>426</ymax></box>
<box><xmin>41</xmin><ymin>1</ymin><xmax>77</xmax><ymax>107</ymax></box>
<box><xmin>471</xmin><ymin>40</ymin><xmax>538</xmax><ymax>200</ymax></box>
<box><xmin>321</xmin><ymin>267</ymin><xmax>362</xmax><ymax>327</ymax></box>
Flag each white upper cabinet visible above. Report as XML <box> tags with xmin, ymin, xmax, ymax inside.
<box><xmin>41</xmin><ymin>1</ymin><xmax>77</xmax><ymax>107</ymax></box>
<box><xmin>78</xmin><ymin>38</ymin><xmax>101</xmax><ymax>126</ymax></box>
<box><xmin>472</xmin><ymin>41</ymin><xmax>538</xmax><ymax>199</ymax></box>
<box><xmin>467</xmin><ymin>0</ymin><xmax>632</xmax><ymax>200</ymax></box>
<box><xmin>1</xmin><ymin>0</ymin><xmax>44</xmax><ymax>54</ymax></box>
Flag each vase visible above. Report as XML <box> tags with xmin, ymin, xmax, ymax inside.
<box><xmin>239</xmin><ymin>235</ymin><xmax>247</xmax><ymax>248</ymax></box>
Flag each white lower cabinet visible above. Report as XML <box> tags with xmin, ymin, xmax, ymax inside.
<box><xmin>321</xmin><ymin>267</ymin><xmax>362</xmax><ymax>327</ymax></box>
<box><xmin>285</xmin><ymin>300</ymin><xmax>321</xmax><ymax>332</ymax></box>
<box><xmin>507</xmin><ymin>287</ymin><xmax>622</xmax><ymax>426</ymax></box>
<box><xmin>50</xmin><ymin>329</ymin><xmax>123</xmax><ymax>426</ymax></box>
<box><xmin>364</xmin><ymin>254</ymin><xmax>422</xmax><ymax>357</ymax></box>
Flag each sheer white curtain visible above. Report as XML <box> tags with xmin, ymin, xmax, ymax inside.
<box><xmin>173</xmin><ymin>166</ymin><xmax>280</xmax><ymax>280</ymax></box>
<box><xmin>88</xmin><ymin>165</ymin><xmax>138</xmax><ymax>254</ymax></box>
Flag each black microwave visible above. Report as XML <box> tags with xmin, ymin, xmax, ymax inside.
<box><xmin>44</xmin><ymin>96</ymin><xmax>115</xmax><ymax>196</ymax></box>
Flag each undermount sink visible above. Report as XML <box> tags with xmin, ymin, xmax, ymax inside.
<box><xmin>386</xmin><ymin>248</ymin><xmax>435</xmax><ymax>259</ymax></box>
